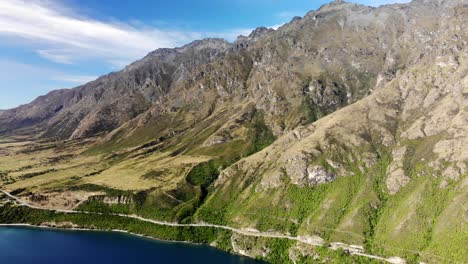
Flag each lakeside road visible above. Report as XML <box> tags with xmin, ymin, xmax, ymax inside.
<box><xmin>1</xmin><ymin>189</ymin><xmax>405</xmax><ymax>264</ymax></box>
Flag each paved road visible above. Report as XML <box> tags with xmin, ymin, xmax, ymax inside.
<box><xmin>1</xmin><ymin>190</ymin><xmax>404</xmax><ymax>263</ymax></box>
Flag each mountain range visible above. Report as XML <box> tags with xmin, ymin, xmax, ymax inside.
<box><xmin>0</xmin><ymin>0</ymin><xmax>467</xmax><ymax>263</ymax></box>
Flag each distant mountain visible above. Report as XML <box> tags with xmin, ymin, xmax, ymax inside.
<box><xmin>0</xmin><ymin>0</ymin><xmax>466</xmax><ymax>263</ymax></box>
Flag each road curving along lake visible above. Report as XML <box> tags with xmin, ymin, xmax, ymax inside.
<box><xmin>0</xmin><ymin>226</ymin><xmax>263</xmax><ymax>264</ymax></box>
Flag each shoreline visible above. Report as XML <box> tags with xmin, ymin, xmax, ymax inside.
<box><xmin>1</xmin><ymin>189</ymin><xmax>407</xmax><ymax>263</ymax></box>
<box><xmin>0</xmin><ymin>223</ymin><xmax>208</xmax><ymax>247</ymax></box>
<box><xmin>0</xmin><ymin>223</ymin><xmax>264</xmax><ymax>262</ymax></box>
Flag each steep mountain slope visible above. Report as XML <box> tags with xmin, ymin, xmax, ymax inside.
<box><xmin>0</xmin><ymin>39</ymin><xmax>233</xmax><ymax>139</ymax></box>
<box><xmin>198</xmin><ymin>2</ymin><xmax>468</xmax><ymax>262</ymax></box>
<box><xmin>0</xmin><ymin>0</ymin><xmax>467</xmax><ymax>263</ymax></box>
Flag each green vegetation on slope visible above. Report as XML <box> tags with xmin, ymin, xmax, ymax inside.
<box><xmin>74</xmin><ymin>110</ymin><xmax>277</xmax><ymax>226</ymax></box>
<box><xmin>196</xmin><ymin>140</ymin><xmax>467</xmax><ymax>263</ymax></box>
<box><xmin>0</xmin><ymin>203</ymin><xmax>225</xmax><ymax>244</ymax></box>
<box><xmin>0</xmin><ymin>203</ymin><xmax>384</xmax><ymax>264</ymax></box>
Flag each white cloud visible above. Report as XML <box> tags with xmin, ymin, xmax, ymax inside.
<box><xmin>0</xmin><ymin>59</ymin><xmax>97</xmax><ymax>84</ymax></box>
<box><xmin>269</xmin><ymin>23</ymin><xmax>285</xmax><ymax>30</ymax></box>
<box><xmin>0</xmin><ymin>0</ymin><xmax>251</xmax><ymax>67</ymax></box>
<box><xmin>51</xmin><ymin>74</ymin><xmax>98</xmax><ymax>84</ymax></box>
<box><xmin>37</xmin><ymin>49</ymin><xmax>76</xmax><ymax>64</ymax></box>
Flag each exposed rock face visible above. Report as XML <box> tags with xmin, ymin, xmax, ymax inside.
<box><xmin>282</xmin><ymin>153</ymin><xmax>336</xmax><ymax>186</ymax></box>
<box><xmin>306</xmin><ymin>166</ymin><xmax>336</xmax><ymax>185</ymax></box>
<box><xmin>88</xmin><ymin>195</ymin><xmax>133</xmax><ymax>205</ymax></box>
<box><xmin>103</xmin><ymin>196</ymin><xmax>132</xmax><ymax>205</ymax></box>
<box><xmin>234</xmin><ymin>27</ymin><xmax>275</xmax><ymax>50</ymax></box>
<box><xmin>386</xmin><ymin>146</ymin><xmax>410</xmax><ymax>194</ymax></box>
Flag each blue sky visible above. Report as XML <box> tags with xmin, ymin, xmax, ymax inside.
<box><xmin>0</xmin><ymin>0</ymin><xmax>410</xmax><ymax>109</ymax></box>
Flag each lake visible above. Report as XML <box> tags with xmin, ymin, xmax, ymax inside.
<box><xmin>0</xmin><ymin>226</ymin><xmax>263</xmax><ymax>264</ymax></box>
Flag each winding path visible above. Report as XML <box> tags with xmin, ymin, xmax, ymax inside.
<box><xmin>1</xmin><ymin>190</ymin><xmax>404</xmax><ymax>263</ymax></box>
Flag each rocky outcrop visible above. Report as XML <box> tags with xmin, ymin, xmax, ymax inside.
<box><xmin>234</xmin><ymin>27</ymin><xmax>274</xmax><ymax>50</ymax></box>
<box><xmin>306</xmin><ymin>166</ymin><xmax>336</xmax><ymax>185</ymax></box>
<box><xmin>103</xmin><ymin>196</ymin><xmax>132</xmax><ymax>205</ymax></box>
<box><xmin>386</xmin><ymin>146</ymin><xmax>410</xmax><ymax>194</ymax></box>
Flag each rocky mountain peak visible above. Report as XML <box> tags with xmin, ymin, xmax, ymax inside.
<box><xmin>234</xmin><ymin>27</ymin><xmax>275</xmax><ymax>50</ymax></box>
<box><xmin>248</xmin><ymin>27</ymin><xmax>275</xmax><ymax>39</ymax></box>
<box><xmin>290</xmin><ymin>16</ymin><xmax>302</xmax><ymax>23</ymax></box>
<box><xmin>178</xmin><ymin>38</ymin><xmax>231</xmax><ymax>52</ymax></box>
<box><xmin>318</xmin><ymin>0</ymin><xmax>355</xmax><ymax>10</ymax></box>
<box><xmin>302</xmin><ymin>0</ymin><xmax>364</xmax><ymax>21</ymax></box>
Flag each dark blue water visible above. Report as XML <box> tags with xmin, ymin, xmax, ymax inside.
<box><xmin>0</xmin><ymin>227</ymin><xmax>262</xmax><ymax>264</ymax></box>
